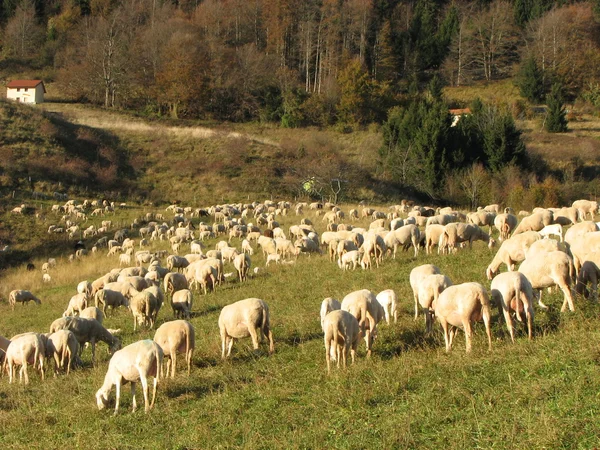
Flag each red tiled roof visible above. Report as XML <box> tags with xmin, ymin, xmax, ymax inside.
<box><xmin>6</xmin><ymin>80</ymin><xmax>46</xmax><ymax>92</ymax></box>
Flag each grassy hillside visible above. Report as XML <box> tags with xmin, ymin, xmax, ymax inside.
<box><xmin>0</xmin><ymin>205</ymin><xmax>599</xmax><ymax>448</ymax></box>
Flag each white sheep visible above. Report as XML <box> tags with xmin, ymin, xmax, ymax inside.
<box><xmin>95</xmin><ymin>289</ymin><xmax>130</xmax><ymax>316</ymax></box>
<box><xmin>338</xmin><ymin>250</ymin><xmax>360</xmax><ymax>270</ymax></box>
<box><xmin>575</xmin><ymin>260</ymin><xmax>600</xmax><ymax>301</ymax></box>
<box><xmin>96</xmin><ymin>340</ymin><xmax>163</xmax><ymax>414</ymax></box>
<box><xmin>218</xmin><ymin>298</ymin><xmax>274</xmax><ymax>358</ymax></box>
<box><xmin>486</xmin><ymin>231</ymin><xmax>541</xmax><ymax>279</ymax></box>
<box><xmin>417</xmin><ymin>274</ymin><xmax>453</xmax><ymax>333</ymax></box>
<box><xmin>490</xmin><ymin>272</ymin><xmax>534</xmax><ymax>342</ymax></box>
<box><xmin>171</xmin><ymin>289</ymin><xmax>193</xmax><ymax>319</ymax></box>
<box><xmin>433</xmin><ymin>282</ymin><xmax>492</xmax><ymax>353</ymax></box>
<box><xmin>341</xmin><ymin>289</ymin><xmax>385</xmax><ymax>357</ymax></box>
<box><xmin>375</xmin><ymin>289</ymin><xmax>398</xmax><ymax>325</ymax></box>
<box><xmin>130</xmin><ymin>291</ymin><xmax>159</xmax><ymax>331</ymax></box>
<box><xmin>320</xmin><ymin>297</ymin><xmax>341</xmax><ymax>330</ymax></box>
<box><xmin>233</xmin><ymin>253</ymin><xmax>251</xmax><ymax>282</ymax></box>
<box><xmin>119</xmin><ymin>253</ymin><xmax>132</xmax><ymax>266</ymax></box>
<box><xmin>42</xmin><ymin>273</ymin><xmax>52</xmax><ymax>283</ymax></box>
<box><xmin>322</xmin><ymin>310</ymin><xmax>362</xmax><ymax>375</ymax></box>
<box><xmin>8</xmin><ymin>290</ymin><xmax>42</xmax><ymax>310</ymax></box>
<box><xmin>518</xmin><ymin>250</ymin><xmax>575</xmax><ymax>312</ymax></box>
<box><xmin>153</xmin><ymin>320</ymin><xmax>195</xmax><ymax>378</ymax></box>
<box><xmin>409</xmin><ymin>264</ymin><xmax>441</xmax><ymax>320</ymax></box>
<box><xmin>538</xmin><ymin>223</ymin><xmax>563</xmax><ymax>242</ymax></box>
<box><xmin>6</xmin><ymin>333</ymin><xmax>46</xmax><ymax>384</ymax></box>
<box><xmin>266</xmin><ymin>253</ymin><xmax>281</xmax><ymax>266</ymax></box>
<box><xmin>47</xmin><ymin>330</ymin><xmax>80</xmax><ymax>375</ymax></box>
<box><xmin>63</xmin><ymin>293</ymin><xmax>88</xmax><ymax>317</ymax></box>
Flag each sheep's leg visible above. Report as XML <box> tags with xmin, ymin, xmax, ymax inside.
<box><xmin>151</xmin><ymin>375</ymin><xmax>158</xmax><ymax>409</ymax></box>
<box><xmin>414</xmin><ymin>295</ymin><xmax>419</xmax><ymax>320</ymax></box>
<box><xmin>220</xmin><ymin>331</ymin><xmax>227</xmax><ymax>359</ymax></box>
<box><xmin>226</xmin><ymin>337</ymin><xmax>235</xmax><ymax>357</ymax></box>
<box><xmin>536</xmin><ymin>290</ymin><xmax>549</xmax><ymax>310</ymax></box>
<box><xmin>325</xmin><ymin>339</ymin><xmax>331</xmax><ymax>374</ymax></box>
<box><xmin>39</xmin><ymin>356</ymin><xmax>44</xmax><ymax>381</ymax></box>
<box><xmin>559</xmin><ymin>280</ymin><xmax>575</xmax><ymax>312</ymax></box>
<box><xmin>140</xmin><ymin>375</ymin><xmax>151</xmax><ymax>412</ymax></box>
<box><xmin>248</xmin><ymin>326</ymin><xmax>260</xmax><ymax>351</ymax></box>
<box><xmin>502</xmin><ymin>303</ymin><xmax>515</xmax><ymax>344</ymax></box>
<box><xmin>187</xmin><ymin>349</ymin><xmax>192</xmax><ymax>376</ymax></box>
<box><xmin>393</xmin><ymin>302</ymin><xmax>398</xmax><ymax>324</ymax></box>
<box><xmin>463</xmin><ymin>321</ymin><xmax>473</xmax><ymax>353</ymax></box>
<box><xmin>171</xmin><ymin>351</ymin><xmax>177</xmax><ymax>378</ymax></box>
<box><xmin>440</xmin><ymin>319</ymin><xmax>451</xmax><ymax>352</ymax></box>
<box><xmin>131</xmin><ymin>382</ymin><xmax>137</xmax><ymax>412</ymax></box>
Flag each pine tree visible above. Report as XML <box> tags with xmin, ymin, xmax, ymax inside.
<box><xmin>516</xmin><ymin>56</ymin><xmax>545</xmax><ymax>103</ymax></box>
<box><xmin>545</xmin><ymin>82</ymin><xmax>568</xmax><ymax>133</ymax></box>
<box><xmin>514</xmin><ymin>0</ymin><xmax>532</xmax><ymax>28</ymax></box>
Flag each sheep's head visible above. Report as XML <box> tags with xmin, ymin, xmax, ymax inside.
<box><xmin>488</xmin><ymin>238</ymin><xmax>496</xmax><ymax>249</ymax></box>
<box><xmin>486</xmin><ymin>266</ymin><xmax>496</xmax><ymax>281</ymax></box>
<box><xmin>96</xmin><ymin>389</ymin><xmax>109</xmax><ymax>410</ymax></box>
<box><xmin>109</xmin><ymin>338</ymin><xmax>122</xmax><ymax>355</ymax></box>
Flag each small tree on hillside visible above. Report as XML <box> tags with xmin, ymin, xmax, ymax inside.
<box><xmin>545</xmin><ymin>82</ymin><xmax>568</xmax><ymax>133</ymax></box>
<box><xmin>516</xmin><ymin>56</ymin><xmax>545</xmax><ymax>103</ymax></box>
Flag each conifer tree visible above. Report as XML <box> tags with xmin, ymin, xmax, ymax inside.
<box><xmin>545</xmin><ymin>82</ymin><xmax>568</xmax><ymax>133</ymax></box>
<box><xmin>516</xmin><ymin>56</ymin><xmax>544</xmax><ymax>103</ymax></box>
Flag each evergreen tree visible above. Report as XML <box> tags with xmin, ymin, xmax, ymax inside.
<box><xmin>428</xmin><ymin>74</ymin><xmax>444</xmax><ymax>102</ymax></box>
<box><xmin>545</xmin><ymin>82</ymin><xmax>568</xmax><ymax>133</ymax></box>
<box><xmin>516</xmin><ymin>56</ymin><xmax>545</xmax><ymax>103</ymax></box>
<box><xmin>514</xmin><ymin>0</ymin><xmax>532</xmax><ymax>28</ymax></box>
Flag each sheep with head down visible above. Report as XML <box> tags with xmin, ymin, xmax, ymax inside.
<box><xmin>490</xmin><ymin>271</ymin><xmax>535</xmax><ymax>342</ymax></box>
<box><xmin>341</xmin><ymin>289</ymin><xmax>385</xmax><ymax>358</ymax></box>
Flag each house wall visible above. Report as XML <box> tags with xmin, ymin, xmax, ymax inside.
<box><xmin>6</xmin><ymin>85</ymin><xmax>44</xmax><ymax>104</ymax></box>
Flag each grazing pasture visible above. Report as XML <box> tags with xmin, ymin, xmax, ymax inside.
<box><xmin>0</xmin><ymin>202</ymin><xmax>599</xmax><ymax>449</ymax></box>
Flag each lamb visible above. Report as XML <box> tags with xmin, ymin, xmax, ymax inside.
<box><xmin>518</xmin><ymin>250</ymin><xmax>575</xmax><ymax>312</ymax></box>
<box><xmin>130</xmin><ymin>291</ymin><xmax>159</xmax><ymax>331</ymax></box>
<box><xmin>417</xmin><ymin>274</ymin><xmax>453</xmax><ymax>333</ymax></box>
<box><xmin>171</xmin><ymin>289</ymin><xmax>193</xmax><ymax>319</ymax></box>
<box><xmin>341</xmin><ymin>289</ymin><xmax>385</xmax><ymax>357</ymax></box>
<box><xmin>512</xmin><ymin>211</ymin><xmax>553</xmax><ymax>236</ymax></box>
<box><xmin>320</xmin><ymin>297</ymin><xmax>341</xmax><ymax>330</ymax></box>
<box><xmin>494</xmin><ymin>213</ymin><xmax>518</xmax><ymax>241</ymax></box>
<box><xmin>47</xmin><ymin>330</ymin><xmax>80</xmax><ymax>375</ymax></box>
<box><xmin>575</xmin><ymin>260</ymin><xmax>600</xmax><ymax>300</ymax></box>
<box><xmin>375</xmin><ymin>289</ymin><xmax>398</xmax><ymax>325</ymax></box>
<box><xmin>490</xmin><ymin>272</ymin><xmax>535</xmax><ymax>342</ymax></box>
<box><xmin>77</xmin><ymin>280</ymin><xmax>93</xmax><ymax>299</ymax></box>
<box><xmin>538</xmin><ymin>223</ymin><xmax>563</xmax><ymax>242</ymax></box>
<box><xmin>218</xmin><ymin>298</ymin><xmax>274</xmax><ymax>358</ymax></box>
<box><xmin>95</xmin><ymin>289</ymin><xmax>130</xmax><ymax>316</ymax></box>
<box><xmin>6</xmin><ymin>333</ymin><xmax>46</xmax><ymax>384</ymax></box>
<box><xmin>409</xmin><ymin>264</ymin><xmax>442</xmax><ymax>320</ymax></box>
<box><xmin>486</xmin><ymin>231</ymin><xmax>541</xmax><ymax>279</ymax></box>
<box><xmin>8</xmin><ymin>290</ymin><xmax>42</xmax><ymax>310</ymax></box>
<box><xmin>96</xmin><ymin>340</ymin><xmax>163</xmax><ymax>414</ymax></box>
<box><xmin>153</xmin><ymin>320</ymin><xmax>195</xmax><ymax>378</ymax></box>
<box><xmin>233</xmin><ymin>253</ymin><xmax>251</xmax><ymax>282</ymax></box>
<box><xmin>322</xmin><ymin>310</ymin><xmax>362</xmax><ymax>374</ymax></box>
<box><xmin>63</xmin><ymin>293</ymin><xmax>88</xmax><ymax>317</ymax></box>
<box><xmin>241</xmin><ymin>239</ymin><xmax>254</xmax><ymax>255</ymax></box>
<box><xmin>433</xmin><ymin>282</ymin><xmax>492</xmax><ymax>353</ymax></box>
<box><xmin>338</xmin><ymin>250</ymin><xmax>360</xmax><ymax>270</ymax></box>
<box><xmin>50</xmin><ymin>317</ymin><xmax>121</xmax><ymax>366</ymax></box>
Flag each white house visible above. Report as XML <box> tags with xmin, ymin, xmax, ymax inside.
<box><xmin>6</xmin><ymin>80</ymin><xmax>46</xmax><ymax>104</ymax></box>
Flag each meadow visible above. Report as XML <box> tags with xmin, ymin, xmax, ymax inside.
<box><xmin>0</xmin><ymin>204</ymin><xmax>599</xmax><ymax>449</ymax></box>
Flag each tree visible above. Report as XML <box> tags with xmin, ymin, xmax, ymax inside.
<box><xmin>545</xmin><ymin>82</ymin><xmax>568</xmax><ymax>133</ymax></box>
<box><xmin>516</xmin><ymin>56</ymin><xmax>545</xmax><ymax>103</ymax></box>
<box><xmin>3</xmin><ymin>0</ymin><xmax>43</xmax><ymax>58</ymax></box>
<box><xmin>336</xmin><ymin>59</ymin><xmax>372</xmax><ymax>125</ymax></box>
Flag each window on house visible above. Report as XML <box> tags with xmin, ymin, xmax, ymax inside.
<box><xmin>24</xmin><ymin>88</ymin><xmax>28</xmax><ymax>92</ymax></box>
<box><xmin>17</xmin><ymin>88</ymin><xmax>20</xmax><ymax>92</ymax></box>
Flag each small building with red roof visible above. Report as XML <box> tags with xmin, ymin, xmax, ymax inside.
<box><xmin>6</xmin><ymin>80</ymin><xmax>46</xmax><ymax>104</ymax></box>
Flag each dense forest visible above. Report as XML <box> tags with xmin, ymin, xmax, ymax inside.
<box><xmin>1</xmin><ymin>0</ymin><xmax>600</xmax><ymax>204</ymax></box>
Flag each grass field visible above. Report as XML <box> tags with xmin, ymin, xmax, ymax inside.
<box><xmin>1</xmin><ymin>205</ymin><xmax>599</xmax><ymax>449</ymax></box>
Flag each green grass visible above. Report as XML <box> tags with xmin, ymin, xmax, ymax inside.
<box><xmin>1</xmin><ymin>205</ymin><xmax>599</xmax><ymax>449</ymax></box>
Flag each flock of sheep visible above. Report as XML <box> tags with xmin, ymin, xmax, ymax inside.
<box><xmin>1</xmin><ymin>196</ymin><xmax>599</xmax><ymax>414</ymax></box>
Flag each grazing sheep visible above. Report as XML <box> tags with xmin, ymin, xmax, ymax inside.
<box><xmin>572</xmin><ymin>199</ymin><xmax>598</xmax><ymax>220</ymax></box>
<box><xmin>63</xmin><ymin>293</ymin><xmax>88</xmax><ymax>317</ymax></box>
<box><xmin>486</xmin><ymin>231</ymin><xmax>541</xmax><ymax>279</ymax></box>
<box><xmin>8</xmin><ymin>290</ymin><xmax>42</xmax><ymax>310</ymax></box>
<box><xmin>50</xmin><ymin>317</ymin><xmax>121</xmax><ymax>366</ymax></box>
<box><xmin>166</xmin><ymin>255</ymin><xmax>189</xmax><ymax>272</ymax></box>
<box><xmin>494</xmin><ymin>213</ymin><xmax>518</xmax><ymax>241</ymax></box>
<box><xmin>171</xmin><ymin>289</ymin><xmax>193</xmax><ymax>319</ymax></box>
<box><xmin>47</xmin><ymin>330</ymin><xmax>80</xmax><ymax>375</ymax></box>
<box><xmin>433</xmin><ymin>282</ymin><xmax>492</xmax><ymax>353</ymax></box>
<box><xmin>96</xmin><ymin>340</ymin><xmax>163</xmax><ymax>414</ymax></box>
<box><xmin>425</xmin><ymin>224</ymin><xmax>445</xmax><ymax>255</ymax></box>
<box><xmin>518</xmin><ymin>250</ymin><xmax>575</xmax><ymax>312</ymax></box>
<box><xmin>338</xmin><ymin>250</ymin><xmax>360</xmax><ymax>270</ymax></box>
<box><xmin>164</xmin><ymin>272</ymin><xmax>189</xmax><ymax>298</ymax></box>
<box><xmin>490</xmin><ymin>272</ymin><xmax>534</xmax><ymax>342</ymax></box>
<box><xmin>575</xmin><ymin>260</ymin><xmax>600</xmax><ymax>300</ymax></box>
<box><xmin>341</xmin><ymin>289</ymin><xmax>385</xmax><ymax>357</ymax></box>
<box><xmin>233</xmin><ymin>253</ymin><xmax>251</xmax><ymax>282</ymax></box>
<box><xmin>564</xmin><ymin>221</ymin><xmax>599</xmax><ymax>244</ymax></box>
<box><xmin>538</xmin><ymin>224</ymin><xmax>563</xmax><ymax>242</ymax></box>
<box><xmin>130</xmin><ymin>291</ymin><xmax>159</xmax><ymax>331</ymax></box>
<box><xmin>320</xmin><ymin>298</ymin><xmax>341</xmax><ymax>330</ymax></box>
<box><xmin>375</xmin><ymin>289</ymin><xmax>398</xmax><ymax>325</ymax></box>
<box><xmin>42</xmin><ymin>273</ymin><xmax>52</xmax><ymax>283</ymax></box>
<box><xmin>439</xmin><ymin>223</ymin><xmax>495</xmax><ymax>254</ymax></box>
<box><xmin>384</xmin><ymin>224</ymin><xmax>420</xmax><ymax>258</ymax></box>
<box><xmin>77</xmin><ymin>280</ymin><xmax>93</xmax><ymax>299</ymax></box>
<box><xmin>6</xmin><ymin>333</ymin><xmax>46</xmax><ymax>384</ymax></box>
<box><xmin>409</xmin><ymin>264</ymin><xmax>442</xmax><ymax>320</ymax></box>
<box><xmin>79</xmin><ymin>306</ymin><xmax>104</xmax><ymax>324</ymax></box>
<box><xmin>512</xmin><ymin>211</ymin><xmax>553</xmax><ymax>236</ymax></box>
<box><xmin>153</xmin><ymin>320</ymin><xmax>195</xmax><ymax>378</ymax></box>
<box><xmin>95</xmin><ymin>289</ymin><xmax>130</xmax><ymax>316</ymax></box>
<box><xmin>0</xmin><ymin>335</ymin><xmax>10</xmax><ymax>364</ymax></box>
<box><xmin>322</xmin><ymin>310</ymin><xmax>362</xmax><ymax>375</ymax></box>
<box><xmin>417</xmin><ymin>274</ymin><xmax>453</xmax><ymax>333</ymax></box>
<box><xmin>218</xmin><ymin>298</ymin><xmax>274</xmax><ymax>358</ymax></box>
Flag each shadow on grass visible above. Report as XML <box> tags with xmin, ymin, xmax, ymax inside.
<box><xmin>190</xmin><ymin>304</ymin><xmax>221</xmax><ymax>318</ymax></box>
<box><xmin>277</xmin><ymin>330</ymin><xmax>322</xmax><ymax>346</ymax></box>
<box><xmin>165</xmin><ymin>380</ymin><xmax>226</xmax><ymax>399</ymax></box>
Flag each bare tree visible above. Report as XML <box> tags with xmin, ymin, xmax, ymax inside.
<box><xmin>3</xmin><ymin>0</ymin><xmax>43</xmax><ymax>58</ymax></box>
